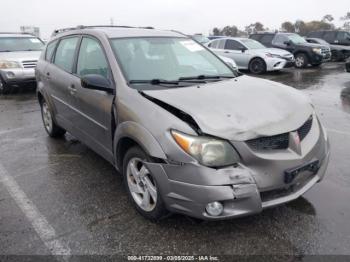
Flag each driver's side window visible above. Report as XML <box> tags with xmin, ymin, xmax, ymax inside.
<box><xmin>76</xmin><ymin>37</ymin><xmax>110</xmax><ymax>79</ymax></box>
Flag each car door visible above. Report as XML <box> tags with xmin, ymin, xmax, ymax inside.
<box><xmin>222</xmin><ymin>39</ymin><xmax>250</xmax><ymax>69</ymax></box>
<box><xmin>47</xmin><ymin>36</ymin><xmax>81</xmax><ymax>130</ymax></box>
<box><xmin>70</xmin><ymin>36</ymin><xmax>115</xmax><ymax>162</ymax></box>
<box><xmin>336</xmin><ymin>31</ymin><xmax>350</xmax><ymax>46</ymax></box>
<box><xmin>272</xmin><ymin>34</ymin><xmax>294</xmax><ymax>53</ymax></box>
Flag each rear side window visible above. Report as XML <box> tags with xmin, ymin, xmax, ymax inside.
<box><xmin>76</xmin><ymin>37</ymin><xmax>109</xmax><ymax>79</ymax></box>
<box><xmin>45</xmin><ymin>40</ymin><xmax>58</xmax><ymax>61</ymax></box>
<box><xmin>308</xmin><ymin>31</ymin><xmax>323</xmax><ymax>38</ymax></box>
<box><xmin>323</xmin><ymin>31</ymin><xmax>336</xmax><ymax>42</ymax></box>
<box><xmin>208</xmin><ymin>40</ymin><xmax>219</xmax><ymax>48</ymax></box>
<box><xmin>54</xmin><ymin>37</ymin><xmax>79</xmax><ymax>73</ymax></box>
<box><xmin>260</xmin><ymin>34</ymin><xmax>274</xmax><ymax>45</ymax></box>
<box><xmin>224</xmin><ymin>40</ymin><xmax>244</xmax><ymax>50</ymax></box>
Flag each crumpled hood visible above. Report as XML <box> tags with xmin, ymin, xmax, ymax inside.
<box><xmin>0</xmin><ymin>51</ymin><xmax>41</xmax><ymax>62</ymax></box>
<box><xmin>144</xmin><ymin>75</ymin><xmax>313</xmax><ymax>141</ymax></box>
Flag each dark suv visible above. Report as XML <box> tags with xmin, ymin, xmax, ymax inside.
<box><xmin>307</xmin><ymin>30</ymin><xmax>350</xmax><ymax>61</ymax></box>
<box><xmin>308</xmin><ymin>30</ymin><xmax>350</xmax><ymax>46</ymax></box>
<box><xmin>250</xmin><ymin>32</ymin><xmax>331</xmax><ymax>68</ymax></box>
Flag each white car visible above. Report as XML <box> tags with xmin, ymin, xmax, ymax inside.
<box><xmin>218</xmin><ymin>55</ymin><xmax>238</xmax><ymax>71</ymax></box>
<box><xmin>207</xmin><ymin>37</ymin><xmax>295</xmax><ymax>74</ymax></box>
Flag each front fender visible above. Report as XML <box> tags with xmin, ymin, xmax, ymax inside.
<box><xmin>113</xmin><ymin>121</ymin><xmax>167</xmax><ymax>164</ymax></box>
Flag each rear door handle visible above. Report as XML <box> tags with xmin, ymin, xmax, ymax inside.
<box><xmin>68</xmin><ymin>84</ymin><xmax>77</xmax><ymax>95</ymax></box>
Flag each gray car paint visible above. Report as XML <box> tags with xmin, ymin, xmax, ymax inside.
<box><xmin>36</xmin><ymin>27</ymin><xmax>330</xmax><ymax>220</ymax></box>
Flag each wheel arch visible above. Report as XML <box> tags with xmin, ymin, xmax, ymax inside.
<box><xmin>113</xmin><ymin>122</ymin><xmax>167</xmax><ymax>171</ymax></box>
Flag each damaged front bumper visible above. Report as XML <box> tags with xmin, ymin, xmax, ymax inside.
<box><xmin>145</xmin><ymin>150</ymin><xmax>329</xmax><ymax>220</ymax></box>
<box><xmin>144</xmin><ymin>116</ymin><xmax>330</xmax><ymax>220</ymax></box>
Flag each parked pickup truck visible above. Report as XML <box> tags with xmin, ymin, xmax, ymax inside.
<box><xmin>250</xmin><ymin>32</ymin><xmax>331</xmax><ymax>68</ymax></box>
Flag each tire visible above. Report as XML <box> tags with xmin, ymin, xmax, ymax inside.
<box><xmin>40</xmin><ymin>99</ymin><xmax>66</xmax><ymax>138</ymax></box>
<box><xmin>248</xmin><ymin>58</ymin><xmax>266</xmax><ymax>74</ymax></box>
<box><xmin>0</xmin><ymin>76</ymin><xmax>10</xmax><ymax>95</ymax></box>
<box><xmin>294</xmin><ymin>53</ymin><xmax>308</xmax><ymax>68</ymax></box>
<box><xmin>123</xmin><ymin>146</ymin><xmax>169</xmax><ymax>221</ymax></box>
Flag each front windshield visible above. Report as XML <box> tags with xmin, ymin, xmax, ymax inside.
<box><xmin>240</xmin><ymin>39</ymin><xmax>266</xmax><ymax>49</ymax></box>
<box><xmin>110</xmin><ymin>37</ymin><xmax>234</xmax><ymax>83</ymax></box>
<box><xmin>288</xmin><ymin>34</ymin><xmax>307</xmax><ymax>44</ymax></box>
<box><xmin>0</xmin><ymin>37</ymin><xmax>44</xmax><ymax>52</ymax></box>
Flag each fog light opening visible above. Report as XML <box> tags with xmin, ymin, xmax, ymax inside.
<box><xmin>206</xmin><ymin>201</ymin><xmax>224</xmax><ymax>216</ymax></box>
<box><xmin>6</xmin><ymin>72</ymin><xmax>15</xmax><ymax>79</ymax></box>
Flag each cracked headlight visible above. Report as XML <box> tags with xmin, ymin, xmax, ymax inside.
<box><xmin>312</xmin><ymin>48</ymin><xmax>322</xmax><ymax>55</ymax></box>
<box><xmin>0</xmin><ymin>60</ymin><xmax>21</xmax><ymax>69</ymax></box>
<box><xmin>171</xmin><ymin>130</ymin><xmax>240</xmax><ymax>167</ymax></box>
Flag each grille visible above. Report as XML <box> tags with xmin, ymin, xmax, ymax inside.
<box><xmin>297</xmin><ymin>115</ymin><xmax>313</xmax><ymax>141</ymax></box>
<box><xmin>246</xmin><ymin>115</ymin><xmax>313</xmax><ymax>151</ymax></box>
<box><xmin>22</xmin><ymin>60</ymin><xmax>37</xmax><ymax>68</ymax></box>
<box><xmin>246</xmin><ymin>133</ymin><xmax>289</xmax><ymax>150</ymax></box>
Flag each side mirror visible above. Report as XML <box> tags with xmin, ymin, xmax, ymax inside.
<box><xmin>240</xmin><ymin>47</ymin><xmax>247</xmax><ymax>53</ymax></box>
<box><xmin>81</xmin><ymin>74</ymin><xmax>113</xmax><ymax>93</ymax></box>
<box><xmin>283</xmin><ymin>40</ymin><xmax>291</xmax><ymax>46</ymax></box>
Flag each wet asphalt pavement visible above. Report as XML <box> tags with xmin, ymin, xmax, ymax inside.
<box><xmin>0</xmin><ymin>63</ymin><xmax>350</xmax><ymax>259</ymax></box>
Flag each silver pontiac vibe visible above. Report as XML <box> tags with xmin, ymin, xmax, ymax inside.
<box><xmin>36</xmin><ymin>26</ymin><xmax>330</xmax><ymax>221</ymax></box>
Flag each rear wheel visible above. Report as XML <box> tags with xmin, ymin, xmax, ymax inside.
<box><xmin>123</xmin><ymin>146</ymin><xmax>168</xmax><ymax>221</ymax></box>
<box><xmin>295</xmin><ymin>53</ymin><xmax>308</xmax><ymax>68</ymax></box>
<box><xmin>249</xmin><ymin>58</ymin><xmax>266</xmax><ymax>74</ymax></box>
<box><xmin>40</xmin><ymin>99</ymin><xmax>66</xmax><ymax>137</ymax></box>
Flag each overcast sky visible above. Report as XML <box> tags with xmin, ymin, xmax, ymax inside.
<box><xmin>0</xmin><ymin>0</ymin><xmax>348</xmax><ymax>39</ymax></box>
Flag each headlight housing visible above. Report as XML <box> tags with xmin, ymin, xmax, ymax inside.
<box><xmin>266</xmin><ymin>53</ymin><xmax>282</xmax><ymax>58</ymax></box>
<box><xmin>0</xmin><ymin>60</ymin><xmax>21</xmax><ymax>69</ymax></box>
<box><xmin>171</xmin><ymin>130</ymin><xmax>240</xmax><ymax>167</ymax></box>
<box><xmin>312</xmin><ymin>48</ymin><xmax>322</xmax><ymax>55</ymax></box>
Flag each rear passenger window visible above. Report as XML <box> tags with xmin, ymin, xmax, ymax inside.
<box><xmin>76</xmin><ymin>37</ymin><xmax>109</xmax><ymax>79</ymax></box>
<box><xmin>54</xmin><ymin>37</ymin><xmax>79</xmax><ymax>73</ymax></box>
<box><xmin>323</xmin><ymin>32</ymin><xmax>336</xmax><ymax>42</ymax></box>
<box><xmin>260</xmin><ymin>35</ymin><xmax>274</xmax><ymax>45</ymax></box>
<box><xmin>45</xmin><ymin>40</ymin><xmax>58</xmax><ymax>61</ymax></box>
<box><xmin>208</xmin><ymin>40</ymin><xmax>219</xmax><ymax>48</ymax></box>
<box><xmin>224</xmin><ymin>40</ymin><xmax>244</xmax><ymax>50</ymax></box>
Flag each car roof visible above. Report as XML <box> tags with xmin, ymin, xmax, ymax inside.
<box><xmin>209</xmin><ymin>37</ymin><xmax>251</xmax><ymax>41</ymax></box>
<box><xmin>52</xmin><ymin>26</ymin><xmax>184</xmax><ymax>39</ymax></box>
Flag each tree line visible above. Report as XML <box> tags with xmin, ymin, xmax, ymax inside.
<box><xmin>211</xmin><ymin>12</ymin><xmax>350</xmax><ymax>36</ymax></box>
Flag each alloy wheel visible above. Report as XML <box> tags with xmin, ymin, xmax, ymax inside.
<box><xmin>126</xmin><ymin>157</ymin><xmax>157</xmax><ymax>212</ymax></box>
<box><xmin>295</xmin><ymin>56</ymin><xmax>305</xmax><ymax>68</ymax></box>
<box><xmin>42</xmin><ymin>102</ymin><xmax>53</xmax><ymax>133</ymax></box>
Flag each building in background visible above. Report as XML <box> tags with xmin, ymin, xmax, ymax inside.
<box><xmin>20</xmin><ymin>26</ymin><xmax>40</xmax><ymax>37</ymax></box>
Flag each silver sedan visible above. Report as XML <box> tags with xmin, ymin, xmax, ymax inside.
<box><xmin>207</xmin><ymin>37</ymin><xmax>295</xmax><ymax>74</ymax></box>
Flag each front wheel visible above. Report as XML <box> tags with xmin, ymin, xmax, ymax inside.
<box><xmin>0</xmin><ymin>77</ymin><xmax>10</xmax><ymax>95</ymax></box>
<box><xmin>295</xmin><ymin>53</ymin><xmax>308</xmax><ymax>68</ymax></box>
<box><xmin>40</xmin><ymin>99</ymin><xmax>66</xmax><ymax>138</ymax></box>
<box><xmin>123</xmin><ymin>146</ymin><xmax>168</xmax><ymax>221</ymax></box>
<box><xmin>249</xmin><ymin>58</ymin><xmax>266</xmax><ymax>74</ymax></box>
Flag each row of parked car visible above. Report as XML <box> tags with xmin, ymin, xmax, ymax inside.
<box><xmin>191</xmin><ymin>30</ymin><xmax>350</xmax><ymax>74</ymax></box>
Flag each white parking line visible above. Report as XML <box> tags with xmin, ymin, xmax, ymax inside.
<box><xmin>0</xmin><ymin>163</ymin><xmax>71</xmax><ymax>258</ymax></box>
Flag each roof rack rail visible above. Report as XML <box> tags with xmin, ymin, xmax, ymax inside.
<box><xmin>52</xmin><ymin>25</ymin><xmax>155</xmax><ymax>36</ymax></box>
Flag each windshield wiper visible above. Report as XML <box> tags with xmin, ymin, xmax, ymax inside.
<box><xmin>129</xmin><ymin>78</ymin><xmax>207</xmax><ymax>86</ymax></box>
<box><xmin>129</xmin><ymin>79</ymin><xmax>181</xmax><ymax>85</ymax></box>
<box><xmin>178</xmin><ymin>75</ymin><xmax>235</xmax><ymax>81</ymax></box>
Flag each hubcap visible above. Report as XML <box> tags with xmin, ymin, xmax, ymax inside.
<box><xmin>295</xmin><ymin>56</ymin><xmax>304</xmax><ymax>67</ymax></box>
<box><xmin>42</xmin><ymin>102</ymin><xmax>53</xmax><ymax>133</ymax></box>
<box><xmin>126</xmin><ymin>157</ymin><xmax>157</xmax><ymax>212</ymax></box>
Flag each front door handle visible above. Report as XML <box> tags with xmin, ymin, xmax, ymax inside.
<box><xmin>68</xmin><ymin>84</ymin><xmax>77</xmax><ymax>95</ymax></box>
<box><xmin>46</xmin><ymin>72</ymin><xmax>51</xmax><ymax>80</ymax></box>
